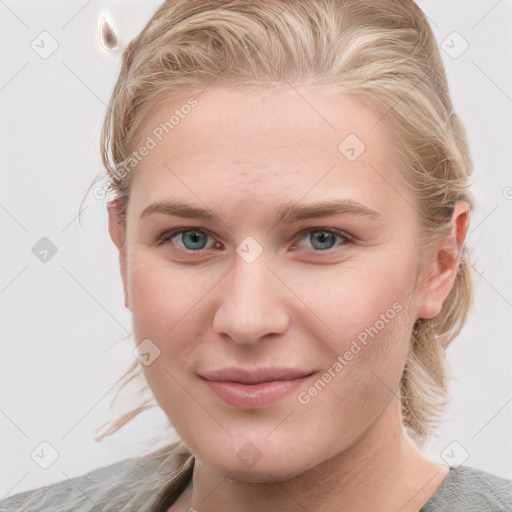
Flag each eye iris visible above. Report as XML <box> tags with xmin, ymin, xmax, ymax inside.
<box><xmin>182</xmin><ymin>230</ymin><xmax>207</xmax><ymax>250</ymax></box>
<box><xmin>311</xmin><ymin>231</ymin><xmax>336</xmax><ymax>250</ymax></box>
<box><xmin>175</xmin><ymin>230</ymin><xmax>340</xmax><ymax>251</ymax></box>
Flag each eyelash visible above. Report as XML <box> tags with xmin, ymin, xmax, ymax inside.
<box><xmin>155</xmin><ymin>227</ymin><xmax>354</xmax><ymax>255</ymax></box>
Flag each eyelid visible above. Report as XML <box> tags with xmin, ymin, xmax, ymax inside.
<box><xmin>290</xmin><ymin>227</ymin><xmax>353</xmax><ymax>253</ymax></box>
<box><xmin>295</xmin><ymin>226</ymin><xmax>354</xmax><ymax>243</ymax></box>
<box><xmin>155</xmin><ymin>226</ymin><xmax>354</xmax><ymax>253</ymax></box>
<box><xmin>156</xmin><ymin>227</ymin><xmax>220</xmax><ymax>251</ymax></box>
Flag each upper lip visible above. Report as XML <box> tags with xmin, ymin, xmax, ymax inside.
<box><xmin>199</xmin><ymin>367</ymin><xmax>316</xmax><ymax>384</ymax></box>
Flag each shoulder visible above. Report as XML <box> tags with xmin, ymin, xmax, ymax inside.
<box><xmin>0</xmin><ymin>442</ymin><xmax>193</xmax><ymax>512</ymax></box>
<box><xmin>0</xmin><ymin>456</ymin><xmax>152</xmax><ymax>512</ymax></box>
<box><xmin>422</xmin><ymin>465</ymin><xmax>512</xmax><ymax>512</ymax></box>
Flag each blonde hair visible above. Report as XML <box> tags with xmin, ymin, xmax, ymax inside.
<box><xmin>93</xmin><ymin>0</ymin><xmax>475</xmax><ymax>506</ymax></box>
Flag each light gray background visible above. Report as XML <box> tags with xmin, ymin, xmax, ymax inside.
<box><xmin>1</xmin><ymin>0</ymin><xmax>511</xmax><ymax>498</ymax></box>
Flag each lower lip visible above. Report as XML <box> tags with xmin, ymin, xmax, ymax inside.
<box><xmin>202</xmin><ymin>375</ymin><xmax>314</xmax><ymax>408</ymax></box>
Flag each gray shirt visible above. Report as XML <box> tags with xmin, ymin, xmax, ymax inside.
<box><xmin>1</xmin><ymin>456</ymin><xmax>511</xmax><ymax>511</ymax></box>
<box><xmin>420</xmin><ymin>465</ymin><xmax>512</xmax><ymax>512</ymax></box>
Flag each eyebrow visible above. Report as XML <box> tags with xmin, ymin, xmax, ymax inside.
<box><xmin>140</xmin><ymin>198</ymin><xmax>385</xmax><ymax>225</ymax></box>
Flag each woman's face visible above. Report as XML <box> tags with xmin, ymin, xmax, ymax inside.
<box><xmin>112</xmin><ymin>84</ymin><xmax>439</xmax><ymax>481</ymax></box>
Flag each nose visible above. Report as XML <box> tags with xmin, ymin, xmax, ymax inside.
<box><xmin>211</xmin><ymin>254</ymin><xmax>290</xmax><ymax>345</ymax></box>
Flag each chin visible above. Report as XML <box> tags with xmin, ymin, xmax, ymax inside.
<box><xmin>197</xmin><ymin>440</ymin><xmax>324</xmax><ymax>484</ymax></box>
<box><xmin>212</xmin><ymin>461</ymin><xmax>312</xmax><ymax>484</ymax></box>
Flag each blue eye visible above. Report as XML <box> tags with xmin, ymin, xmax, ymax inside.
<box><xmin>157</xmin><ymin>229</ymin><xmax>218</xmax><ymax>252</ymax></box>
<box><xmin>156</xmin><ymin>228</ymin><xmax>352</xmax><ymax>253</ymax></box>
<box><xmin>293</xmin><ymin>228</ymin><xmax>351</xmax><ymax>251</ymax></box>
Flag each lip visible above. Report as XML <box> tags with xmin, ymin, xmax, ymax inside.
<box><xmin>199</xmin><ymin>367</ymin><xmax>317</xmax><ymax>408</ymax></box>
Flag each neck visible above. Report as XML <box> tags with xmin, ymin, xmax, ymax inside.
<box><xmin>182</xmin><ymin>399</ymin><xmax>448</xmax><ymax>512</ymax></box>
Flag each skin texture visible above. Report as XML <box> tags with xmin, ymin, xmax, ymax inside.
<box><xmin>108</xmin><ymin>84</ymin><xmax>470</xmax><ymax>511</ymax></box>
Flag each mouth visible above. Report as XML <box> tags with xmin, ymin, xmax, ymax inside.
<box><xmin>198</xmin><ymin>367</ymin><xmax>317</xmax><ymax>408</ymax></box>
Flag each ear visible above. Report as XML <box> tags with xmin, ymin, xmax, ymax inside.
<box><xmin>415</xmin><ymin>200</ymin><xmax>471</xmax><ymax>319</ymax></box>
<box><xmin>107</xmin><ymin>197</ymin><xmax>130</xmax><ymax>310</ymax></box>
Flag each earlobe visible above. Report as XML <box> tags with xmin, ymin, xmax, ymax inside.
<box><xmin>416</xmin><ymin>200</ymin><xmax>471</xmax><ymax>319</ymax></box>
<box><xmin>107</xmin><ymin>198</ymin><xmax>130</xmax><ymax>310</ymax></box>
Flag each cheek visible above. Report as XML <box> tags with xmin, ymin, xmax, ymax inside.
<box><xmin>127</xmin><ymin>254</ymin><xmax>215</xmax><ymax>385</ymax></box>
<box><xmin>285</xmin><ymin>250</ymin><xmax>416</xmax><ymax>354</ymax></box>
<box><xmin>297</xmin><ymin>298</ymin><xmax>413</xmax><ymax>441</ymax></box>
<box><xmin>127</xmin><ymin>259</ymin><xmax>198</xmax><ymax>417</ymax></box>
<box><xmin>127</xmin><ymin>255</ymin><xmax>202</xmax><ymax>340</ymax></box>
<box><xmin>288</xmin><ymin>251</ymin><xmax>417</xmax><ymax>413</ymax></box>
<box><xmin>128</xmin><ymin>265</ymin><xmax>169</xmax><ymax>339</ymax></box>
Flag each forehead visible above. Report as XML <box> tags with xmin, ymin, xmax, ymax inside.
<box><xmin>128</xmin><ymin>84</ymin><xmax>416</xmax><ymax>223</ymax></box>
